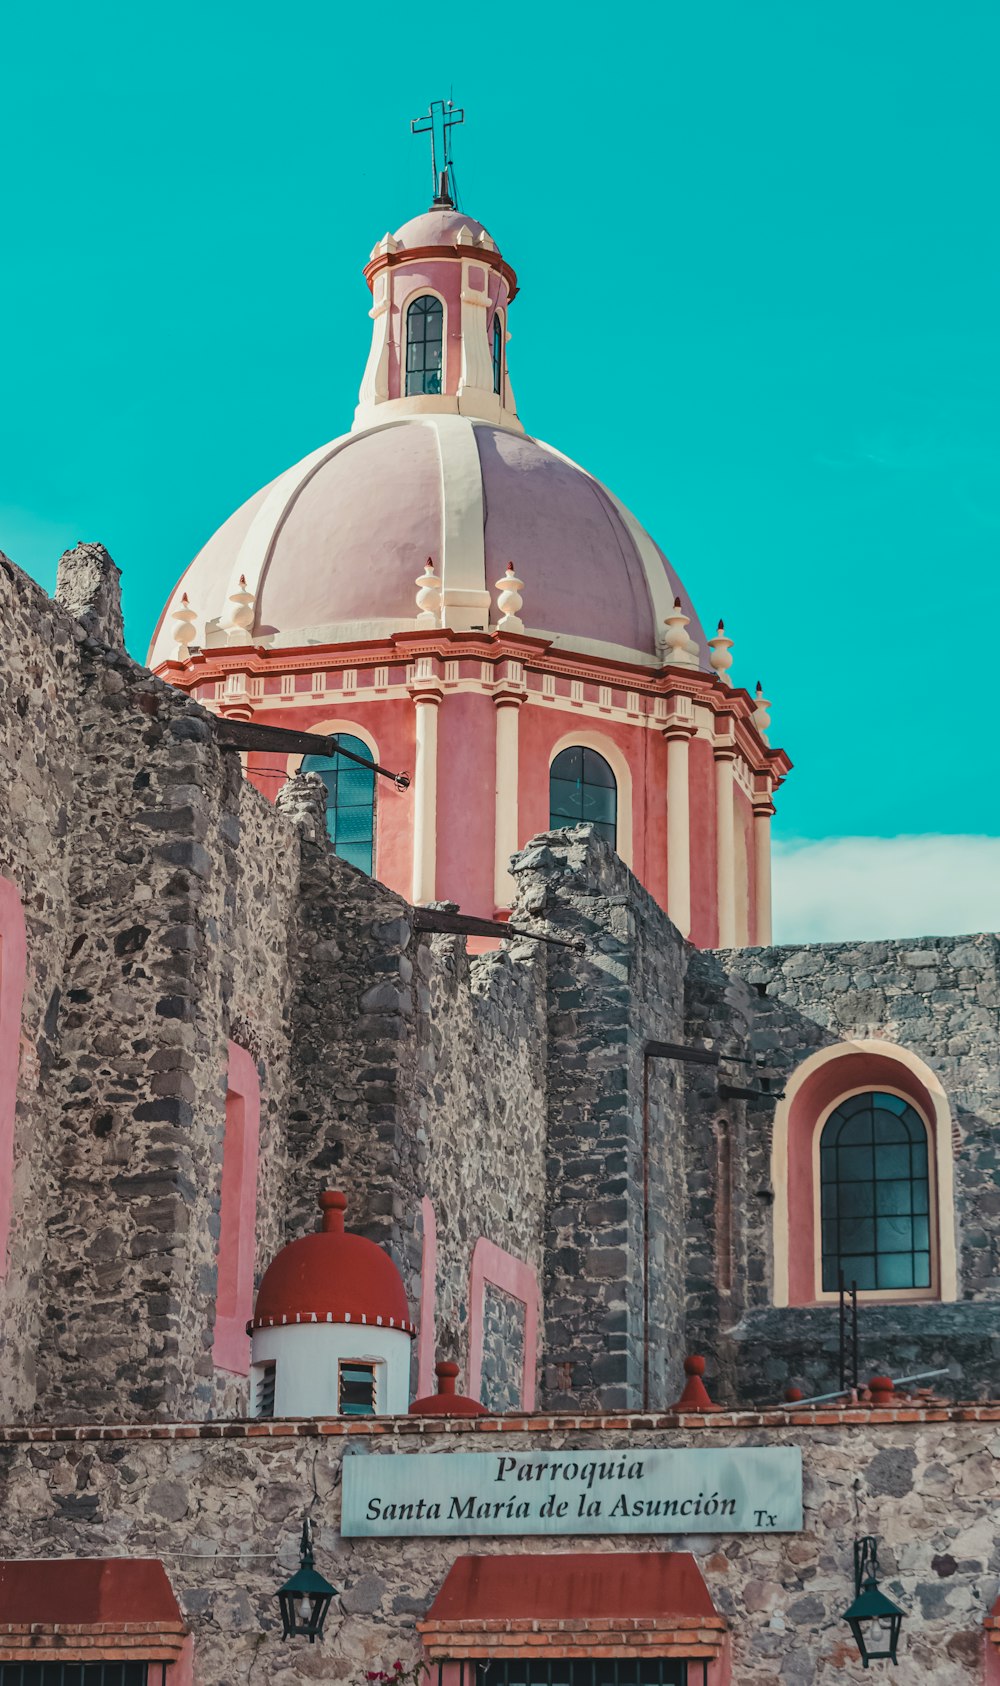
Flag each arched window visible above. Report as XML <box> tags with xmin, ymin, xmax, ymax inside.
<box><xmin>549</xmin><ymin>746</ymin><xmax>617</xmax><ymax>846</ymax></box>
<box><xmin>492</xmin><ymin>312</ymin><xmax>503</xmax><ymax>395</ymax></box>
<box><xmin>405</xmin><ymin>295</ymin><xmax>444</xmax><ymax>396</ymax></box>
<box><xmin>820</xmin><ymin>1091</ymin><xmax>931</xmax><ymax>1293</ymax></box>
<box><xmin>302</xmin><ymin>735</ymin><xmax>376</xmax><ymax>874</ymax></box>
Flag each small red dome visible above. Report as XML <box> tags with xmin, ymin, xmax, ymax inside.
<box><xmin>410</xmin><ymin>1361</ymin><xmax>488</xmax><ymax>1417</ymax></box>
<box><xmin>253</xmin><ymin>1191</ymin><xmax>414</xmax><ymax>1334</ymax></box>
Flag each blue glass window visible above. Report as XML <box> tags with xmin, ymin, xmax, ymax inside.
<box><xmin>405</xmin><ymin>295</ymin><xmax>444</xmax><ymax>396</ymax></box>
<box><xmin>820</xmin><ymin>1091</ymin><xmax>932</xmax><ymax>1293</ymax></box>
<box><xmin>301</xmin><ymin>735</ymin><xmax>375</xmax><ymax>874</ymax></box>
<box><xmin>492</xmin><ymin>312</ymin><xmax>503</xmax><ymax>395</ymax></box>
<box><xmin>549</xmin><ymin>746</ymin><xmax>617</xmax><ymax>846</ymax></box>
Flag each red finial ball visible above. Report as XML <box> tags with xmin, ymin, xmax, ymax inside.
<box><xmin>785</xmin><ymin>1385</ymin><xmax>804</xmax><ymax>1402</ymax></box>
<box><xmin>684</xmin><ymin>1355</ymin><xmax>706</xmax><ymax>1377</ymax></box>
<box><xmin>319</xmin><ymin>1190</ymin><xmax>348</xmax><ymax>1233</ymax></box>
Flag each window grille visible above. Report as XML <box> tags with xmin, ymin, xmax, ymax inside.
<box><xmin>406</xmin><ymin>296</ymin><xmax>444</xmax><ymax>396</ymax></box>
<box><xmin>0</xmin><ymin>1666</ymin><xmax>165</xmax><ymax>1685</ymax></box>
<box><xmin>301</xmin><ymin>735</ymin><xmax>376</xmax><ymax>875</ymax></box>
<box><xmin>434</xmin><ymin>1660</ymin><xmax>699</xmax><ymax>1686</ymax></box>
<box><xmin>820</xmin><ymin>1091</ymin><xmax>932</xmax><ymax>1292</ymax></box>
<box><xmin>256</xmin><ymin>1361</ymin><xmax>276</xmax><ymax>1419</ymax></box>
<box><xmin>339</xmin><ymin>1361</ymin><xmax>377</xmax><ymax>1416</ymax></box>
<box><xmin>549</xmin><ymin>746</ymin><xmax>618</xmax><ymax>846</ymax></box>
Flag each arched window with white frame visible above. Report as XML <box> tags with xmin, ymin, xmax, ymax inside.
<box><xmin>549</xmin><ymin>745</ymin><xmax>617</xmax><ymax>847</ymax></box>
<box><xmin>770</xmin><ymin>1041</ymin><xmax>956</xmax><ymax>1307</ymax></box>
<box><xmin>302</xmin><ymin>735</ymin><xmax>376</xmax><ymax>875</ymax></box>
<box><xmin>820</xmin><ymin>1090</ymin><xmax>932</xmax><ymax>1293</ymax></box>
<box><xmin>405</xmin><ymin>295</ymin><xmax>444</xmax><ymax>396</ymax></box>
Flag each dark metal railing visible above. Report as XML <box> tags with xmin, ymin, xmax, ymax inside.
<box><xmin>838</xmin><ymin>1270</ymin><xmax>859</xmax><ymax>1393</ymax></box>
<box><xmin>0</xmin><ymin>1666</ymin><xmax>163</xmax><ymax>1685</ymax></box>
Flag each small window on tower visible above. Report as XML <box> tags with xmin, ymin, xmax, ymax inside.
<box><xmin>255</xmin><ymin>1362</ymin><xmax>276</xmax><ymax>1419</ymax></box>
<box><xmin>406</xmin><ymin>295</ymin><xmax>444</xmax><ymax>396</ymax></box>
<box><xmin>492</xmin><ymin>312</ymin><xmax>503</xmax><ymax>395</ymax></box>
<box><xmin>339</xmin><ymin>1361</ymin><xmax>377</xmax><ymax>1416</ymax></box>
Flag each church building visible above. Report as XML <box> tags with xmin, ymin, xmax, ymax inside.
<box><xmin>0</xmin><ymin>120</ymin><xmax>997</xmax><ymax>1686</ymax></box>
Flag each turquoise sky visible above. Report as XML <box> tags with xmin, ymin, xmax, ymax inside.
<box><xmin>3</xmin><ymin>0</ymin><xmax>998</xmax><ymax>848</ymax></box>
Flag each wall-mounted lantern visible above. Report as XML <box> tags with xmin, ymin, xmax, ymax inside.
<box><xmin>842</xmin><ymin>1536</ymin><xmax>905</xmax><ymax>1667</ymax></box>
<box><xmin>277</xmin><ymin>1516</ymin><xmax>337</xmax><ymax>1643</ymax></box>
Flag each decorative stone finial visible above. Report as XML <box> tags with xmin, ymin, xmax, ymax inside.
<box><xmin>671</xmin><ymin>1354</ymin><xmax>721</xmax><ymax>1413</ymax></box>
<box><xmin>170</xmin><ymin>592</ymin><xmax>198</xmax><ymax>661</ymax></box>
<box><xmin>868</xmin><ymin>1375</ymin><xmax>896</xmax><ymax>1408</ymax></box>
<box><xmin>707</xmin><ymin>619</ymin><xmax>734</xmax><ymax>685</ymax></box>
<box><xmin>224</xmin><ymin>574</ymin><xmax>256</xmax><ymax>646</ymax></box>
<box><xmin>415</xmin><ymin>558</ymin><xmax>442</xmax><ymax>629</ymax></box>
<box><xmin>661</xmin><ymin>597</ymin><xmax>699</xmax><ymax>669</ymax></box>
<box><xmin>495</xmin><ymin>562</ymin><xmax>525</xmax><ymax>633</ymax></box>
<box><xmin>319</xmin><ymin>1190</ymin><xmax>348</xmax><ymax>1235</ymax></box>
<box><xmin>753</xmin><ymin>680</ymin><xmax>772</xmax><ymax>738</ymax></box>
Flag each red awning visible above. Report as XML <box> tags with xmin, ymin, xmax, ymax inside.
<box><xmin>0</xmin><ymin>1560</ymin><xmax>187</xmax><ymax>1667</ymax></box>
<box><xmin>418</xmin><ymin>1554</ymin><xmax>725</xmax><ymax>1661</ymax></box>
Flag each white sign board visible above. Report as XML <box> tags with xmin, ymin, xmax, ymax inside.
<box><xmin>342</xmin><ymin>1447</ymin><xmax>802</xmax><ymax>1538</ymax></box>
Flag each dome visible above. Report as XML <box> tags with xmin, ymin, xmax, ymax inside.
<box><xmin>148</xmin><ymin>417</ymin><xmax>709</xmax><ymax>669</ymax></box>
<box><xmin>391</xmin><ymin>207</ymin><xmax>493</xmax><ymax>249</ymax></box>
<box><xmin>252</xmin><ymin>1191</ymin><xmax>414</xmax><ymax>1333</ymax></box>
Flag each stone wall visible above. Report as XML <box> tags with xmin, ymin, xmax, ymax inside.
<box><xmin>0</xmin><ymin>546</ymin><xmax>299</xmax><ymax>1423</ymax></box>
<box><xmin>0</xmin><ymin>1406</ymin><xmax>995</xmax><ymax>1686</ymax></box>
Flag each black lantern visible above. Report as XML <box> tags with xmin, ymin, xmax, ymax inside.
<box><xmin>842</xmin><ymin>1536</ymin><xmax>905</xmax><ymax>1667</ymax></box>
<box><xmin>277</xmin><ymin>1515</ymin><xmax>338</xmax><ymax>1643</ymax></box>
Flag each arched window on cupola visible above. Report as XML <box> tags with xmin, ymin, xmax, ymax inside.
<box><xmin>549</xmin><ymin>746</ymin><xmax>618</xmax><ymax>847</ymax></box>
<box><xmin>820</xmin><ymin>1091</ymin><xmax>932</xmax><ymax>1294</ymax></box>
<box><xmin>405</xmin><ymin>295</ymin><xmax>444</xmax><ymax>396</ymax></box>
<box><xmin>302</xmin><ymin>735</ymin><xmax>376</xmax><ymax>874</ymax></box>
<box><xmin>492</xmin><ymin>312</ymin><xmax>503</xmax><ymax>395</ymax></box>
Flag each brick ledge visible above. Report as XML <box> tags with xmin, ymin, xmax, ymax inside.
<box><xmin>0</xmin><ymin>1404</ymin><xmax>994</xmax><ymax>1443</ymax></box>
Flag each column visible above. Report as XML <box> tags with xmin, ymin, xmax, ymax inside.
<box><xmin>410</xmin><ymin>684</ymin><xmax>441</xmax><ymax>904</ymax></box>
<box><xmin>493</xmin><ymin>694</ymin><xmax>523</xmax><ymax>912</ymax></box>
<box><xmin>663</xmin><ymin>699</ymin><xmax>695</xmax><ymax>938</ymax></box>
<box><xmin>714</xmin><ymin>740</ymin><xmax>737</xmax><ymax>948</ymax></box>
<box><xmin>753</xmin><ymin>791</ymin><xmax>775</xmax><ymax>946</ymax></box>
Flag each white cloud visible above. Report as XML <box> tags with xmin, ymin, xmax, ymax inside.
<box><xmin>772</xmin><ymin>835</ymin><xmax>1000</xmax><ymax>945</ymax></box>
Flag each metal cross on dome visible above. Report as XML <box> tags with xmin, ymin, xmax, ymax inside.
<box><xmin>411</xmin><ymin>98</ymin><xmax>464</xmax><ymax>201</ymax></box>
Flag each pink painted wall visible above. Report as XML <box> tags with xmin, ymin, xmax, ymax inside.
<box><xmin>689</xmin><ymin>738</ymin><xmax>718</xmax><ymax>948</ymax></box>
<box><xmin>0</xmin><ymin>878</ymin><xmax>27</xmax><ymax>1278</ymax></box>
<box><xmin>467</xmin><ymin>1238</ymin><xmax>540</xmax><ymax>1410</ymax></box>
<box><xmin>786</xmin><ymin>1051</ymin><xmax>941</xmax><ymax>1306</ymax></box>
<box><xmin>437</xmin><ymin>691</ymin><xmax>497</xmax><ymax>917</ymax></box>
<box><xmin>212</xmin><ymin>1043</ymin><xmax>261</xmax><ymax>1375</ymax></box>
<box><xmin>417</xmin><ymin>1196</ymin><xmax>438</xmax><ymax>1397</ymax></box>
<box><xmin>735</xmin><ymin>787</ymin><xmax>755</xmax><ymax>944</ymax></box>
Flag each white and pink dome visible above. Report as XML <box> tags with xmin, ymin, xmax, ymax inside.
<box><xmin>148</xmin><ymin>180</ymin><xmax>788</xmax><ymax>948</ymax></box>
<box><xmin>147</xmin><ymin>417</ymin><xmax>708</xmax><ymax>668</ymax></box>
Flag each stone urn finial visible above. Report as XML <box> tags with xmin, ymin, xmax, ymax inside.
<box><xmin>707</xmin><ymin>618</ymin><xmax>734</xmax><ymax>685</ymax></box>
<box><xmin>171</xmin><ymin>592</ymin><xmax>198</xmax><ymax>661</ymax></box>
<box><xmin>495</xmin><ymin>562</ymin><xmax>525</xmax><ymax>633</ymax></box>
<box><xmin>415</xmin><ymin>558</ymin><xmax>442</xmax><ymax>629</ymax></box>
<box><xmin>661</xmin><ymin>597</ymin><xmax>699</xmax><ymax>669</ymax></box>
